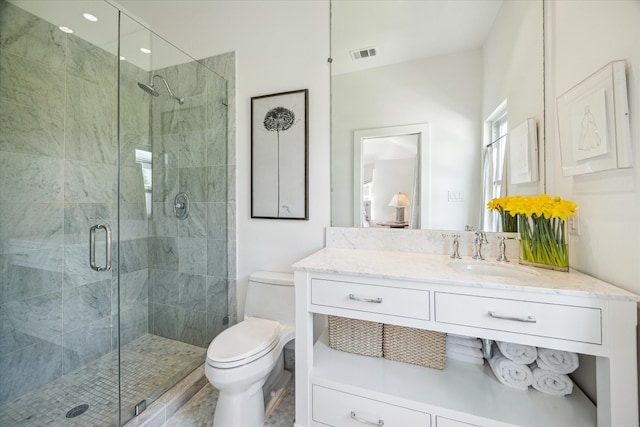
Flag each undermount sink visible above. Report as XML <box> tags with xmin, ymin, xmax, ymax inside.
<box><xmin>447</xmin><ymin>260</ymin><xmax>539</xmax><ymax>278</ymax></box>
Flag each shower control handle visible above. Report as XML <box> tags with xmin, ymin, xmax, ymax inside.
<box><xmin>174</xmin><ymin>192</ymin><xmax>190</xmax><ymax>220</ymax></box>
<box><xmin>89</xmin><ymin>224</ymin><xmax>112</xmax><ymax>272</ymax></box>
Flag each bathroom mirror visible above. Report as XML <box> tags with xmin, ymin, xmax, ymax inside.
<box><xmin>330</xmin><ymin>0</ymin><xmax>544</xmax><ymax>230</ymax></box>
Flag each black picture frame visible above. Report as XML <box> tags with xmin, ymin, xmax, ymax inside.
<box><xmin>251</xmin><ymin>89</ymin><xmax>309</xmax><ymax>220</ymax></box>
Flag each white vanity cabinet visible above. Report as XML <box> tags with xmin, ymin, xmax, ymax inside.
<box><xmin>293</xmin><ymin>248</ymin><xmax>639</xmax><ymax>427</ymax></box>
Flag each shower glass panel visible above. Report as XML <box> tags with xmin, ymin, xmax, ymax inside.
<box><xmin>118</xmin><ymin>12</ymin><xmax>229</xmax><ymax>425</ymax></box>
<box><xmin>0</xmin><ymin>1</ymin><xmax>228</xmax><ymax>425</ymax></box>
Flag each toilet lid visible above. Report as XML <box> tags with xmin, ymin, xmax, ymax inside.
<box><xmin>207</xmin><ymin>317</ymin><xmax>279</xmax><ymax>367</ymax></box>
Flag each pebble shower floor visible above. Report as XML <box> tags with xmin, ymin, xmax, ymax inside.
<box><xmin>0</xmin><ymin>335</ymin><xmax>205</xmax><ymax>427</ymax></box>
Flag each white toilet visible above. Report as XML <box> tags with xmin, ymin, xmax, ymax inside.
<box><xmin>205</xmin><ymin>271</ymin><xmax>295</xmax><ymax>427</ymax></box>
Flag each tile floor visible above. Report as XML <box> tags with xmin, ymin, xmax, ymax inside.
<box><xmin>161</xmin><ymin>379</ymin><xmax>295</xmax><ymax>427</ymax></box>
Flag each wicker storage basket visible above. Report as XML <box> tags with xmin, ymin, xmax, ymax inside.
<box><xmin>383</xmin><ymin>324</ymin><xmax>447</xmax><ymax>370</ymax></box>
<box><xmin>327</xmin><ymin>316</ymin><xmax>383</xmax><ymax>357</ymax></box>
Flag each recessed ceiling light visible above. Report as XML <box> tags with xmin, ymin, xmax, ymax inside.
<box><xmin>140</xmin><ymin>47</ymin><xmax>151</xmax><ymax>54</ymax></box>
<box><xmin>83</xmin><ymin>13</ymin><xmax>98</xmax><ymax>22</ymax></box>
<box><xmin>59</xmin><ymin>26</ymin><xmax>73</xmax><ymax>34</ymax></box>
<box><xmin>119</xmin><ymin>56</ymin><xmax>126</xmax><ymax>61</ymax></box>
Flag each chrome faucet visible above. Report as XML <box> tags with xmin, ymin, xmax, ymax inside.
<box><xmin>496</xmin><ymin>236</ymin><xmax>509</xmax><ymax>262</ymax></box>
<box><xmin>472</xmin><ymin>231</ymin><xmax>488</xmax><ymax>260</ymax></box>
<box><xmin>450</xmin><ymin>234</ymin><xmax>461</xmax><ymax>259</ymax></box>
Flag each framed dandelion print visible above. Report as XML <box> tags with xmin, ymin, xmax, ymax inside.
<box><xmin>251</xmin><ymin>89</ymin><xmax>309</xmax><ymax>219</ymax></box>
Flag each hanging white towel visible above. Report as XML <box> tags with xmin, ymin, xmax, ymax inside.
<box><xmin>530</xmin><ymin>362</ymin><xmax>574</xmax><ymax>396</ymax></box>
<box><xmin>446</xmin><ymin>335</ymin><xmax>483</xmax><ymax>349</ymax></box>
<box><xmin>488</xmin><ymin>346</ymin><xmax>533</xmax><ymax>390</ymax></box>
<box><xmin>536</xmin><ymin>348</ymin><xmax>579</xmax><ymax>374</ymax></box>
<box><xmin>496</xmin><ymin>341</ymin><xmax>537</xmax><ymax>365</ymax></box>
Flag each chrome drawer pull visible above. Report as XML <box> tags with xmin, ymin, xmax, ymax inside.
<box><xmin>349</xmin><ymin>294</ymin><xmax>383</xmax><ymax>304</ymax></box>
<box><xmin>350</xmin><ymin>411</ymin><xmax>384</xmax><ymax>426</ymax></box>
<box><xmin>488</xmin><ymin>310</ymin><xmax>536</xmax><ymax>323</ymax></box>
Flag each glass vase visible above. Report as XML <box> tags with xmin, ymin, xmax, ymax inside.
<box><xmin>501</xmin><ymin>211</ymin><xmax>518</xmax><ymax>232</ymax></box>
<box><xmin>517</xmin><ymin>214</ymin><xmax>569</xmax><ymax>272</ymax></box>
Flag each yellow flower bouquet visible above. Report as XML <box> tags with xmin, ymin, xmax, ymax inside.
<box><xmin>488</xmin><ymin>195</ymin><xmax>577</xmax><ymax>271</ymax></box>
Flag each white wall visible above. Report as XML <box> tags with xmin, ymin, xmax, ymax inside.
<box><xmin>547</xmin><ymin>0</ymin><xmax>640</xmax><ymax>294</ymax></box>
<box><xmin>332</xmin><ymin>50</ymin><xmax>483</xmax><ymax>230</ymax></box>
<box><xmin>546</xmin><ymin>0</ymin><xmax>640</xmax><ymax>403</ymax></box>
<box><xmin>231</xmin><ymin>2</ymin><xmax>330</xmax><ymax>319</ymax></box>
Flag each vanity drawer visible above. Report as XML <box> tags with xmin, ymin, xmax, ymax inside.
<box><xmin>312</xmin><ymin>384</ymin><xmax>431</xmax><ymax>426</ymax></box>
<box><xmin>311</xmin><ymin>278</ymin><xmax>430</xmax><ymax>320</ymax></box>
<box><xmin>434</xmin><ymin>292</ymin><xmax>602</xmax><ymax>344</ymax></box>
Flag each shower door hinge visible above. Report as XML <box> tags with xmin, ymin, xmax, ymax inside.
<box><xmin>134</xmin><ymin>399</ymin><xmax>147</xmax><ymax>416</ymax></box>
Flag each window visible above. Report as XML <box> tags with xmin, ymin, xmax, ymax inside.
<box><xmin>481</xmin><ymin>102</ymin><xmax>507</xmax><ymax>231</ymax></box>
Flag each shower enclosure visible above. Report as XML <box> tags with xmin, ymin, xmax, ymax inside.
<box><xmin>0</xmin><ymin>0</ymin><xmax>231</xmax><ymax>425</ymax></box>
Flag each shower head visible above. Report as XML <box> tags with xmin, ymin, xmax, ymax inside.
<box><xmin>137</xmin><ymin>81</ymin><xmax>159</xmax><ymax>97</ymax></box>
<box><xmin>138</xmin><ymin>74</ymin><xmax>184</xmax><ymax>104</ymax></box>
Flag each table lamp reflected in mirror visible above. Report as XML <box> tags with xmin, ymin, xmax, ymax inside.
<box><xmin>388</xmin><ymin>192</ymin><xmax>411</xmax><ymax>225</ymax></box>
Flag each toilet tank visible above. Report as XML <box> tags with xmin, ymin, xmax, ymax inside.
<box><xmin>244</xmin><ymin>271</ymin><xmax>295</xmax><ymax>327</ymax></box>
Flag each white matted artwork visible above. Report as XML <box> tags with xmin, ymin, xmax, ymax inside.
<box><xmin>251</xmin><ymin>89</ymin><xmax>308</xmax><ymax>219</ymax></box>
<box><xmin>557</xmin><ymin>60</ymin><xmax>631</xmax><ymax>176</ymax></box>
<box><xmin>509</xmin><ymin>118</ymin><xmax>539</xmax><ymax>184</ymax></box>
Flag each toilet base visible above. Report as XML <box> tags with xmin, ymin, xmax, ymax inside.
<box><xmin>213</xmin><ymin>380</ymin><xmax>265</xmax><ymax>427</ymax></box>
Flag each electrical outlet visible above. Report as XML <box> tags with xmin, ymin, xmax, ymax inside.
<box><xmin>568</xmin><ymin>209</ymin><xmax>580</xmax><ymax>236</ymax></box>
<box><xmin>447</xmin><ymin>191</ymin><xmax>465</xmax><ymax>202</ymax></box>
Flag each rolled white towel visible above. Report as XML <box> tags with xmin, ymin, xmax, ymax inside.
<box><xmin>530</xmin><ymin>362</ymin><xmax>573</xmax><ymax>396</ymax></box>
<box><xmin>447</xmin><ymin>342</ymin><xmax>484</xmax><ymax>359</ymax></box>
<box><xmin>488</xmin><ymin>347</ymin><xmax>533</xmax><ymax>390</ymax></box>
<box><xmin>447</xmin><ymin>350</ymin><xmax>485</xmax><ymax>365</ymax></box>
<box><xmin>496</xmin><ymin>341</ymin><xmax>537</xmax><ymax>365</ymax></box>
<box><xmin>446</xmin><ymin>335</ymin><xmax>482</xmax><ymax>349</ymax></box>
<box><xmin>536</xmin><ymin>348</ymin><xmax>579</xmax><ymax>374</ymax></box>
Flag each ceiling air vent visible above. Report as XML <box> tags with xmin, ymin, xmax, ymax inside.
<box><xmin>350</xmin><ymin>47</ymin><xmax>377</xmax><ymax>60</ymax></box>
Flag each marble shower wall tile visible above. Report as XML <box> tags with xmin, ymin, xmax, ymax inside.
<box><xmin>207</xmin><ymin>239</ymin><xmax>227</xmax><ymax>278</ymax></box>
<box><xmin>64</xmin><ymin>159</ymin><xmax>117</xmax><ymax>203</ymax></box>
<box><xmin>0</xmin><ymin>100</ymin><xmax>65</xmax><ymax>158</ymax></box>
<box><xmin>0</xmin><ymin>249</ymin><xmax>63</xmax><ymax>302</ymax></box>
<box><xmin>62</xmin><ymin>279</ymin><xmax>111</xmax><ymax>330</ymax></box>
<box><xmin>2</xmin><ymin>291</ymin><xmax>62</xmax><ymax>346</ymax></box>
<box><xmin>206</xmin><ymin>276</ymin><xmax>228</xmax><ymax>317</ymax></box>
<box><xmin>66</xmin><ymin>34</ymin><xmax>116</xmax><ymax>85</ymax></box>
<box><xmin>65</xmin><ymin>73</ymin><xmax>117</xmax><ymax>165</ymax></box>
<box><xmin>62</xmin><ymin>315</ymin><xmax>113</xmax><ymax>374</ymax></box>
<box><xmin>0</xmin><ymin>202</ymin><xmax>64</xmax><ymax>254</ymax></box>
<box><xmin>0</xmin><ymin>1</ymin><xmax>66</xmax><ymax>70</ymax></box>
<box><xmin>149</xmin><ymin>237</ymin><xmax>179</xmax><ymax>271</ymax></box>
<box><xmin>179</xmin><ymin>202</ymin><xmax>207</xmax><ymax>238</ymax></box>
<box><xmin>0</xmin><ymin>338</ymin><xmax>63</xmax><ymax>405</ymax></box>
<box><xmin>63</xmin><ymin>202</ymin><xmax>116</xmax><ymax>245</ymax></box>
<box><xmin>178</xmin><ymin>238</ymin><xmax>207</xmax><ymax>276</ymax></box>
<box><xmin>0</xmin><ymin>151</ymin><xmax>64</xmax><ymax>203</ymax></box>
<box><xmin>151</xmin><ymin>304</ymin><xmax>208</xmax><ymax>348</ymax></box>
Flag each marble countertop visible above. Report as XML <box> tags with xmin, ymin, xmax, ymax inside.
<box><xmin>292</xmin><ymin>247</ymin><xmax>640</xmax><ymax>302</ymax></box>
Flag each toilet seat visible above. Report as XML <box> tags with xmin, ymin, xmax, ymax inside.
<box><xmin>207</xmin><ymin>317</ymin><xmax>280</xmax><ymax>369</ymax></box>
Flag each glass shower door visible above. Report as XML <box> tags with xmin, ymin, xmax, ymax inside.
<box><xmin>0</xmin><ymin>0</ymin><xmax>122</xmax><ymax>425</ymax></box>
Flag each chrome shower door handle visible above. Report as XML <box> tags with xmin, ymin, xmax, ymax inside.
<box><xmin>89</xmin><ymin>224</ymin><xmax>112</xmax><ymax>272</ymax></box>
